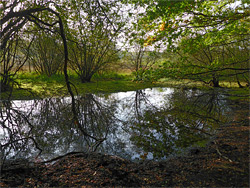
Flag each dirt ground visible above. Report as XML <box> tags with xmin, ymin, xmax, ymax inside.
<box><xmin>1</xmin><ymin>100</ymin><xmax>249</xmax><ymax>187</ymax></box>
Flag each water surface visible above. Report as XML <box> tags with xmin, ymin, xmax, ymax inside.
<box><xmin>0</xmin><ymin>87</ymin><xmax>235</xmax><ymax>162</ymax></box>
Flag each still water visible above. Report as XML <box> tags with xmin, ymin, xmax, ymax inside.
<box><xmin>0</xmin><ymin>87</ymin><xmax>235</xmax><ymax>162</ymax></box>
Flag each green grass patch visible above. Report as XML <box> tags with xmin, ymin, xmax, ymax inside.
<box><xmin>159</xmin><ymin>78</ymin><xmax>249</xmax><ymax>89</ymax></box>
<box><xmin>1</xmin><ymin>72</ymin><xmax>249</xmax><ymax>100</ymax></box>
<box><xmin>92</xmin><ymin>72</ymin><xmax>130</xmax><ymax>81</ymax></box>
<box><xmin>0</xmin><ymin>72</ymin><xmax>165</xmax><ymax>100</ymax></box>
<box><xmin>157</xmin><ymin>78</ymin><xmax>209</xmax><ymax>90</ymax></box>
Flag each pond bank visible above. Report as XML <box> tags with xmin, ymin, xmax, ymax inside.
<box><xmin>1</xmin><ymin>71</ymin><xmax>249</xmax><ymax>100</ymax></box>
<box><xmin>1</xmin><ymin>100</ymin><xmax>249</xmax><ymax>187</ymax></box>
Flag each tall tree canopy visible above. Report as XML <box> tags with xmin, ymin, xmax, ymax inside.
<box><xmin>124</xmin><ymin>0</ymin><xmax>250</xmax><ymax>86</ymax></box>
<box><xmin>0</xmin><ymin>0</ymin><xmax>116</xmax><ymax>143</ymax></box>
<box><xmin>0</xmin><ymin>0</ymin><xmax>69</xmax><ymax>90</ymax></box>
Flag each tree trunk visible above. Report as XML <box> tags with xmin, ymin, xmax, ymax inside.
<box><xmin>80</xmin><ymin>75</ymin><xmax>92</xmax><ymax>83</ymax></box>
<box><xmin>210</xmin><ymin>77</ymin><xmax>220</xmax><ymax>87</ymax></box>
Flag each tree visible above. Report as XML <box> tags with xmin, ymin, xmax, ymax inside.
<box><xmin>0</xmin><ymin>0</ymin><xmax>106</xmax><ymax>147</ymax></box>
<box><xmin>66</xmin><ymin>0</ymin><xmax>123</xmax><ymax>83</ymax></box>
<box><xmin>29</xmin><ymin>32</ymin><xmax>64</xmax><ymax>77</ymax></box>
<box><xmin>0</xmin><ymin>1</ymin><xmax>35</xmax><ymax>91</ymax></box>
<box><xmin>122</xmin><ymin>47</ymin><xmax>160</xmax><ymax>81</ymax></box>
<box><xmin>158</xmin><ymin>30</ymin><xmax>249</xmax><ymax>87</ymax></box>
<box><xmin>119</xmin><ymin>3</ymin><xmax>162</xmax><ymax>81</ymax></box>
<box><xmin>0</xmin><ymin>0</ymin><xmax>74</xmax><ymax>169</ymax></box>
<box><xmin>0</xmin><ymin>33</ymin><xmax>32</xmax><ymax>91</ymax></box>
<box><xmin>124</xmin><ymin>0</ymin><xmax>250</xmax><ymax>87</ymax></box>
<box><xmin>0</xmin><ymin>0</ymin><xmax>69</xmax><ymax>90</ymax></box>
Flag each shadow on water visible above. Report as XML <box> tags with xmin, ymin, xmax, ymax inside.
<box><xmin>0</xmin><ymin>87</ymin><xmax>237</xmax><ymax>166</ymax></box>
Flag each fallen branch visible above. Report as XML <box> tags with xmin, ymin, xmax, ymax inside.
<box><xmin>40</xmin><ymin>151</ymin><xmax>87</xmax><ymax>164</ymax></box>
<box><xmin>213</xmin><ymin>140</ymin><xmax>233</xmax><ymax>162</ymax></box>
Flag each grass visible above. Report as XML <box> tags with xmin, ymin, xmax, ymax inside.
<box><xmin>1</xmin><ymin>72</ymin><xmax>249</xmax><ymax>100</ymax></box>
<box><xmin>0</xmin><ymin>72</ymin><xmax>165</xmax><ymax>100</ymax></box>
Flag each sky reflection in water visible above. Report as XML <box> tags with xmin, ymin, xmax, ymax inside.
<box><xmin>0</xmin><ymin>87</ymin><xmax>232</xmax><ymax>161</ymax></box>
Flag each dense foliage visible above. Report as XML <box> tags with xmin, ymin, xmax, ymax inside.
<box><xmin>1</xmin><ymin>0</ymin><xmax>249</xmax><ymax>90</ymax></box>
<box><xmin>126</xmin><ymin>0</ymin><xmax>250</xmax><ymax>86</ymax></box>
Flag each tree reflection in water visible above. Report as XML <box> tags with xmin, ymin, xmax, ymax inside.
<box><xmin>0</xmin><ymin>100</ymin><xmax>42</xmax><ymax>170</ymax></box>
<box><xmin>129</xmin><ymin>89</ymin><xmax>228</xmax><ymax>160</ymax></box>
<box><xmin>0</xmin><ymin>95</ymin><xmax>116</xmax><ymax>164</ymax></box>
<box><xmin>0</xmin><ymin>88</ymin><xmax>232</xmax><ymax>164</ymax></box>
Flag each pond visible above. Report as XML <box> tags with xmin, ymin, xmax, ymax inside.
<box><xmin>0</xmin><ymin>87</ymin><xmax>237</xmax><ymax>162</ymax></box>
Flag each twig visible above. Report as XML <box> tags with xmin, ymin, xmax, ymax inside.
<box><xmin>41</xmin><ymin>151</ymin><xmax>87</xmax><ymax>164</ymax></box>
<box><xmin>213</xmin><ymin>140</ymin><xmax>233</xmax><ymax>162</ymax></box>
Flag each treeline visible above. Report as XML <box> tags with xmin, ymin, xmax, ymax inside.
<box><xmin>1</xmin><ymin>0</ymin><xmax>249</xmax><ymax>92</ymax></box>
